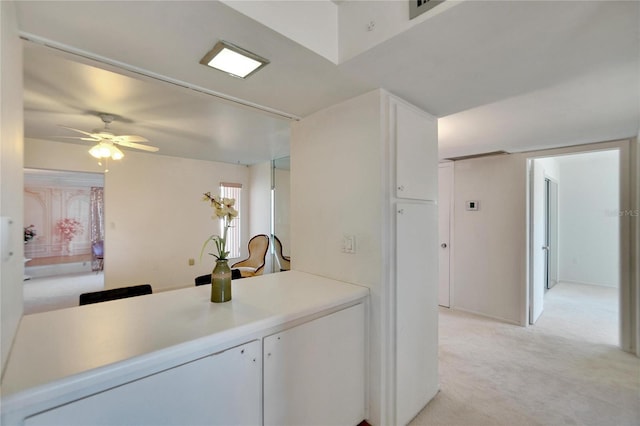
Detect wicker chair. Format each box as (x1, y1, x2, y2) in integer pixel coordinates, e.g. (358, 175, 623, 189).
(272, 235, 290, 272)
(231, 234, 269, 278)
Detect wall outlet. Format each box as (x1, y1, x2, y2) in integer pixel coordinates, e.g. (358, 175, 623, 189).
(342, 235, 356, 254)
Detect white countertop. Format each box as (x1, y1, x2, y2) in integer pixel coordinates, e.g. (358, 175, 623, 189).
(1, 271, 368, 400)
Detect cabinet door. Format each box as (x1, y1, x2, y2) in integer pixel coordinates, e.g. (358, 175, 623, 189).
(394, 100, 438, 201)
(396, 203, 439, 425)
(264, 304, 365, 426)
(25, 340, 261, 426)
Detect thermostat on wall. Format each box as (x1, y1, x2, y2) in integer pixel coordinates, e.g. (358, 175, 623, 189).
(466, 201, 479, 211)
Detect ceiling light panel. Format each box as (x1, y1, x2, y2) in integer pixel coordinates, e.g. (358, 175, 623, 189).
(200, 41, 269, 79)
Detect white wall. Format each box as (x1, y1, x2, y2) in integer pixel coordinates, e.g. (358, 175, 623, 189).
(0, 0, 24, 375)
(291, 90, 383, 286)
(450, 140, 634, 331)
(248, 162, 271, 238)
(222, 0, 339, 63)
(452, 155, 526, 324)
(291, 90, 385, 425)
(557, 150, 620, 287)
(338, 0, 459, 62)
(274, 168, 290, 256)
(248, 161, 272, 273)
(25, 138, 250, 292)
(221, 0, 460, 64)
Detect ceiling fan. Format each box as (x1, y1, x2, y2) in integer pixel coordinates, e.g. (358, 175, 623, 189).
(59, 113, 159, 156)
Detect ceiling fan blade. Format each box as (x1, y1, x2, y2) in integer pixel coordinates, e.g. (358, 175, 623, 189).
(115, 135, 149, 143)
(115, 140, 159, 152)
(58, 125, 98, 138)
(56, 136, 101, 141)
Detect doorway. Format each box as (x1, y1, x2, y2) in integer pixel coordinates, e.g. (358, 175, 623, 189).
(438, 162, 453, 308)
(23, 168, 105, 314)
(528, 150, 621, 344)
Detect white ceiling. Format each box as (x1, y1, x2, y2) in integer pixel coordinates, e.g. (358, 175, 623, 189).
(16, 1, 640, 164)
(23, 44, 293, 164)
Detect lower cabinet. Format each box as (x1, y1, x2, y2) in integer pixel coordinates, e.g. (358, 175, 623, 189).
(24, 340, 262, 426)
(263, 303, 366, 426)
(18, 303, 365, 426)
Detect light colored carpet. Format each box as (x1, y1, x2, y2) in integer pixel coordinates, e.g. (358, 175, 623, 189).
(23, 272, 104, 315)
(410, 282, 639, 426)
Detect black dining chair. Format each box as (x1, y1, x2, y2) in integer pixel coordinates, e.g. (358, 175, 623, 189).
(79, 284, 152, 305)
(195, 274, 211, 286)
(195, 269, 242, 286)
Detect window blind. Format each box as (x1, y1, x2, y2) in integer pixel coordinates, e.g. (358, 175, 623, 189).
(220, 183, 242, 259)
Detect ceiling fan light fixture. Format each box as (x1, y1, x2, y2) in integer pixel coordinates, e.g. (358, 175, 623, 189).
(89, 142, 109, 159)
(200, 41, 269, 79)
(111, 146, 124, 160)
(89, 142, 124, 160)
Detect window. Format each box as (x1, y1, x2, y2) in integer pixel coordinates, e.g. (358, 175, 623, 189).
(220, 182, 242, 259)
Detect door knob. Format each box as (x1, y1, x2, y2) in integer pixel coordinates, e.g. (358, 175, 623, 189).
(441, 243, 447, 248)
(542, 246, 549, 250)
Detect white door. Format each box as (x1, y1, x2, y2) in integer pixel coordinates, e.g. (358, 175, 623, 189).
(438, 163, 453, 307)
(530, 161, 546, 324)
(396, 202, 439, 426)
(546, 179, 559, 290)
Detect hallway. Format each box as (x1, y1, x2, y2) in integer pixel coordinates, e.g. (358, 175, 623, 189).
(411, 282, 638, 426)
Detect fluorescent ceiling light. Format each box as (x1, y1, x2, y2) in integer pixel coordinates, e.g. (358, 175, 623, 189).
(200, 41, 269, 79)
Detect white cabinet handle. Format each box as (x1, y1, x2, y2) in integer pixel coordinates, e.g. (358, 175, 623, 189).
(397, 185, 405, 191)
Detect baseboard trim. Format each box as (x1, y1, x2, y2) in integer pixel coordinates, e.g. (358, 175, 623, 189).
(448, 306, 521, 326)
(560, 280, 618, 289)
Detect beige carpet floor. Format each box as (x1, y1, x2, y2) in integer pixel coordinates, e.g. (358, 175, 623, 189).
(410, 282, 639, 426)
(23, 272, 104, 315)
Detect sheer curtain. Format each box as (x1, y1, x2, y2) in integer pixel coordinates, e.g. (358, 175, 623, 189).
(90, 187, 105, 271)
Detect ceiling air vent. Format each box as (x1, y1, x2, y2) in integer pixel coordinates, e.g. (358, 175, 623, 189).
(410, 0, 446, 20)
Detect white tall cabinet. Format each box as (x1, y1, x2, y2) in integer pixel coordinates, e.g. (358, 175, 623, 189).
(389, 98, 439, 425)
(291, 89, 439, 426)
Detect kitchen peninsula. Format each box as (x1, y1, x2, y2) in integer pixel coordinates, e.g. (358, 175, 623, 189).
(1, 271, 369, 425)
